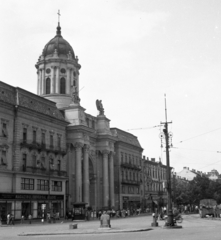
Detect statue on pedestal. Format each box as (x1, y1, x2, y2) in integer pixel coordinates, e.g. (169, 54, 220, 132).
(96, 99, 104, 115)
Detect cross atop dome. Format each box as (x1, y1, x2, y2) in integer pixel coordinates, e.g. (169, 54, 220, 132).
(56, 10, 61, 36)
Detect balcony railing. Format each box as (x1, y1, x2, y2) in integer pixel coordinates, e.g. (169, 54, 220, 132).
(20, 166, 67, 177)
(121, 179, 140, 185)
(120, 162, 141, 171)
(20, 141, 66, 156)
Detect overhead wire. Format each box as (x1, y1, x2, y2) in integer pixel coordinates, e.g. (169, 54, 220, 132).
(176, 127, 221, 144)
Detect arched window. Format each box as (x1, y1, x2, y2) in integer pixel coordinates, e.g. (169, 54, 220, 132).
(46, 78, 51, 94)
(60, 78, 66, 94)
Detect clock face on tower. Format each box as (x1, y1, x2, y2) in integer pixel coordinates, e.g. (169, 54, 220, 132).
(60, 68, 66, 74)
(46, 68, 51, 74)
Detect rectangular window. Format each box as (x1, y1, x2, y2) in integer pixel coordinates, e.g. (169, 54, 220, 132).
(121, 152, 124, 163)
(41, 157, 45, 168)
(57, 160, 61, 171)
(122, 186, 125, 193)
(50, 135, 53, 149)
(52, 181, 62, 192)
(21, 178, 34, 190)
(2, 122, 8, 137)
(23, 128, 27, 142)
(37, 179, 49, 191)
(57, 136, 61, 149)
(22, 153, 27, 171)
(33, 130, 36, 143)
(41, 132, 45, 145)
(1, 150, 7, 165)
(32, 154, 36, 167)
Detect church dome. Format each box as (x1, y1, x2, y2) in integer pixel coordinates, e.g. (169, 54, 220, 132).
(42, 24, 75, 58)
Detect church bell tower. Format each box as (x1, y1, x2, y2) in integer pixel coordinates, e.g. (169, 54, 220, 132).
(35, 17, 81, 109)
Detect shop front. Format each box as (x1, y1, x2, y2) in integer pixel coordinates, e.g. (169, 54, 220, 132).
(0, 193, 64, 221)
(122, 196, 141, 210)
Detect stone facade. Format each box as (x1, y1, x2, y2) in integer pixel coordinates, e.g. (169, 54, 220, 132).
(0, 22, 145, 220)
(0, 81, 68, 221)
(141, 157, 167, 211)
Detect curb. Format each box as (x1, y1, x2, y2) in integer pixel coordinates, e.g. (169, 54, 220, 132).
(18, 228, 153, 236)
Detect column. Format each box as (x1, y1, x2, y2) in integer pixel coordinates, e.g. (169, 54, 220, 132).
(56, 67, 60, 93)
(75, 142, 83, 202)
(51, 66, 55, 94)
(67, 143, 74, 210)
(39, 70, 42, 95)
(42, 68, 45, 94)
(102, 150, 110, 208)
(66, 68, 71, 94)
(109, 152, 115, 208)
(83, 145, 90, 205)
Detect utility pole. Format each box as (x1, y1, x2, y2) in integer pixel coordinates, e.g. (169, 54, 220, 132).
(160, 95, 174, 227)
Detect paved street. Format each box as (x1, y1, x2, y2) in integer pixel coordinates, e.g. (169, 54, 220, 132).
(1, 214, 221, 240)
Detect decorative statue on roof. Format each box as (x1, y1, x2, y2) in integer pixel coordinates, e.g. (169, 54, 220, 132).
(71, 85, 80, 104)
(96, 99, 104, 115)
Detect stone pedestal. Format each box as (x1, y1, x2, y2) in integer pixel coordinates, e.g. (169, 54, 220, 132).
(96, 115, 111, 135)
(63, 104, 87, 126)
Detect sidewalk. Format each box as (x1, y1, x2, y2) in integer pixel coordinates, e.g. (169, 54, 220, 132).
(15, 214, 153, 236)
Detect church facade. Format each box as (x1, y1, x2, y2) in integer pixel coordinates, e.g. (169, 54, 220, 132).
(0, 22, 144, 220)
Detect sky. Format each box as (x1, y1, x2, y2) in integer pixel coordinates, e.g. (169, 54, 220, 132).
(1, 0, 221, 174)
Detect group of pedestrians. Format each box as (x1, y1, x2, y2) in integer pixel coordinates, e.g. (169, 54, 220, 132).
(95, 208, 142, 219)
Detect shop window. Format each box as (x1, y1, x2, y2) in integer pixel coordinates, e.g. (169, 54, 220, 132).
(46, 78, 51, 94)
(2, 122, 8, 137)
(23, 128, 27, 143)
(60, 78, 66, 94)
(21, 178, 34, 190)
(37, 179, 49, 191)
(1, 150, 7, 165)
(52, 181, 62, 192)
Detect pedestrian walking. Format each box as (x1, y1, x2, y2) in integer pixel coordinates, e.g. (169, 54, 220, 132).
(7, 213, 10, 225)
(28, 214, 32, 224)
(21, 215, 24, 224)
